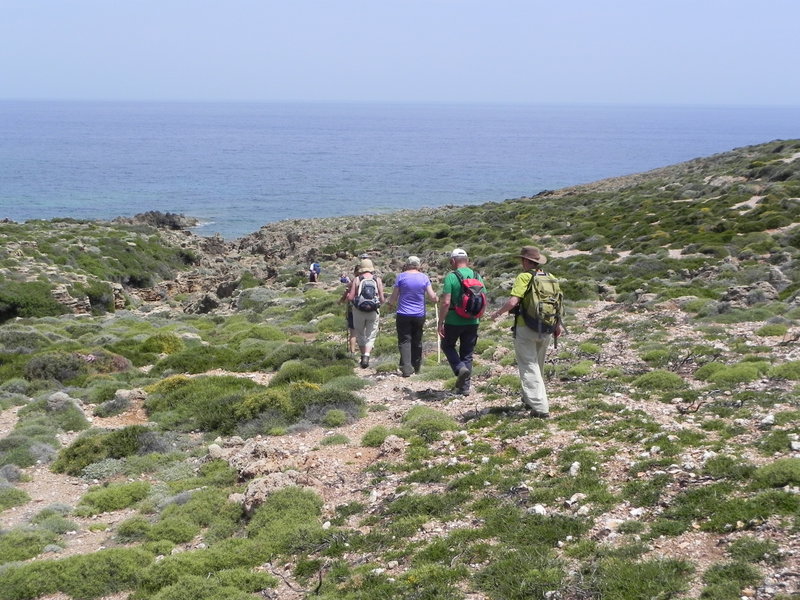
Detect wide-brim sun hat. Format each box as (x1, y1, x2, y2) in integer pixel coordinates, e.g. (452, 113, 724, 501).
(450, 248, 468, 258)
(406, 255, 421, 267)
(358, 258, 375, 274)
(518, 246, 547, 265)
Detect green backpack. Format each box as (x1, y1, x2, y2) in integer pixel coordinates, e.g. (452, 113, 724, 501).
(521, 271, 563, 334)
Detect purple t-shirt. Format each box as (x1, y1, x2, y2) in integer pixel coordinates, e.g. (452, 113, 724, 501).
(394, 271, 431, 317)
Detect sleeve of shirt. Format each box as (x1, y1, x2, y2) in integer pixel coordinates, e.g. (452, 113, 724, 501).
(510, 272, 532, 298)
(442, 272, 457, 295)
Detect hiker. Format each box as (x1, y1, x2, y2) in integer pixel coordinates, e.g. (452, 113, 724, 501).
(386, 255, 438, 377)
(490, 246, 563, 419)
(345, 258, 385, 368)
(309, 262, 321, 283)
(437, 248, 485, 395)
(339, 265, 360, 354)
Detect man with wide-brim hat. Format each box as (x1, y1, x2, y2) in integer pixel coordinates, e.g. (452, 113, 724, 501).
(490, 246, 562, 418)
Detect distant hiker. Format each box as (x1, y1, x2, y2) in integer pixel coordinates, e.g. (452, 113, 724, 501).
(309, 262, 321, 283)
(339, 265, 360, 354)
(386, 255, 438, 377)
(438, 248, 485, 395)
(490, 246, 564, 418)
(346, 258, 385, 368)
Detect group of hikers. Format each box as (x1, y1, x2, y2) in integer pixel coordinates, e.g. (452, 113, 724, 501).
(328, 246, 563, 419)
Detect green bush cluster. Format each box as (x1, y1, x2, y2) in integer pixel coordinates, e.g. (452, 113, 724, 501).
(0, 279, 68, 323)
(76, 481, 151, 515)
(52, 425, 159, 475)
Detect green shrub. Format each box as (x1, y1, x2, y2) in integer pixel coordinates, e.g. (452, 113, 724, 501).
(0, 527, 58, 562)
(0, 279, 69, 322)
(402, 406, 457, 441)
(321, 409, 348, 427)
(320, 433, 349, 446)
(752, 458, 800, 488)
(728, 536, 782, 564)
(702, 561, 761, 599)
(0, 547, 153, 599)
(755, 323, 789, 337)
(586, 558, 693, 600)
(694, 361, 727, 380)
(18, 395, 90, 432)
(151, 345, 238, 375)
(0, 484, 30, 510)
(633, 370, 687, 391)
(707, 363, 762, 386)
(565, 360, 593, 378)
(702, 455, 755, 481)
(76, 481, 151, 515)
(23, 351, 89, 383)
(246, 486, 325, 556)
(769, 360, 800, 380)
(116, 515, 152, 542)
(145, 375, 265, 434)
(52, 425, 156, 475)
(578, 342, 602, 355)
(361, 426, 391, 447)
(148, 517, 200, 544)
(141, 332, 186, 354)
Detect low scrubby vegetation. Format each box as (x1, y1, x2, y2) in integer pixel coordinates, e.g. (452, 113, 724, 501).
(1, 140, 799, 599)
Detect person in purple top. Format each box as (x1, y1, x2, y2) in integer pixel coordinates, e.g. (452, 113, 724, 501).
(386, 256, 438, 377)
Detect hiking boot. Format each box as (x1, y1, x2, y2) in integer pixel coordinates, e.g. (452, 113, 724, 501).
(456, 387, 471, 396)
(455, 366, 470, 390)
(360, 356, 369, 368)
(530, 410, 550, 419)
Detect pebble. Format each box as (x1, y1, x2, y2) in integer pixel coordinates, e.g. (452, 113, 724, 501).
(569, 462, 581, 477)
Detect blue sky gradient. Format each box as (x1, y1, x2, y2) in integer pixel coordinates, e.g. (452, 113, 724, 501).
(2, 0, 798, 105)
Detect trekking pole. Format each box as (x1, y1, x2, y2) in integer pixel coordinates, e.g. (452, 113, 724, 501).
(434, 304, 441, 364)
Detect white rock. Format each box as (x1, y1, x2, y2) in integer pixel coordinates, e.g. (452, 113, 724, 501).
(531, 504, 547, 515)
(761, 414, 775, 426)
(207, 444, 225, 459)
(322, 521, 331, 530)
(569, 461, 581, 477)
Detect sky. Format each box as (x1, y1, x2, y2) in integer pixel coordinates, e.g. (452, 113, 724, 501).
(1, 0, 799, 106)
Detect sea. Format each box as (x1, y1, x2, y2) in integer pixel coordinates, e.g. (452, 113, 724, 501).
(1, 101, 799, 240)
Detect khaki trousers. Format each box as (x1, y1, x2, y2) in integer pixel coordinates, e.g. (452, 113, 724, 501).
(514, 323, 552, 413)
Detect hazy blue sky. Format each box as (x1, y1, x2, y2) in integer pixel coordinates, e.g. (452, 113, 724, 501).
(2, 0, 798, 105)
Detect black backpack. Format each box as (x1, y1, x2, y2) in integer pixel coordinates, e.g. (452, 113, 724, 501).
(353, 277, 380, 312)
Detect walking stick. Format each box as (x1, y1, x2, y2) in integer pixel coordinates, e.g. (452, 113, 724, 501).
(434, 304, 441, 364)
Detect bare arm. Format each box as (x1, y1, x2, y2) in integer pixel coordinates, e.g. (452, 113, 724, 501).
(437, 293, 451, 337)
(386, 284, 399, 307)
(490, 296, 521, 320)
(425, 283, 438, 303)
(377, 277, 386, 303)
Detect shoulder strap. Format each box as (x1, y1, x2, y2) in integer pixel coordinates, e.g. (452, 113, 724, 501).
(523, 270, 547, 296)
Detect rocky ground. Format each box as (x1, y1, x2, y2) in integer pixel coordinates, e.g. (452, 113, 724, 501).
(2, 295, 798, 599)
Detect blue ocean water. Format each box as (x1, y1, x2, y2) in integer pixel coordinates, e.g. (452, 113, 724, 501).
(1, 101, 799, 239)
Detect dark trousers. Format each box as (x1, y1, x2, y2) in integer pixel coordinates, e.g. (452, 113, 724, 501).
(396, 314, 426, 375)
(441, 323, 479, 385)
